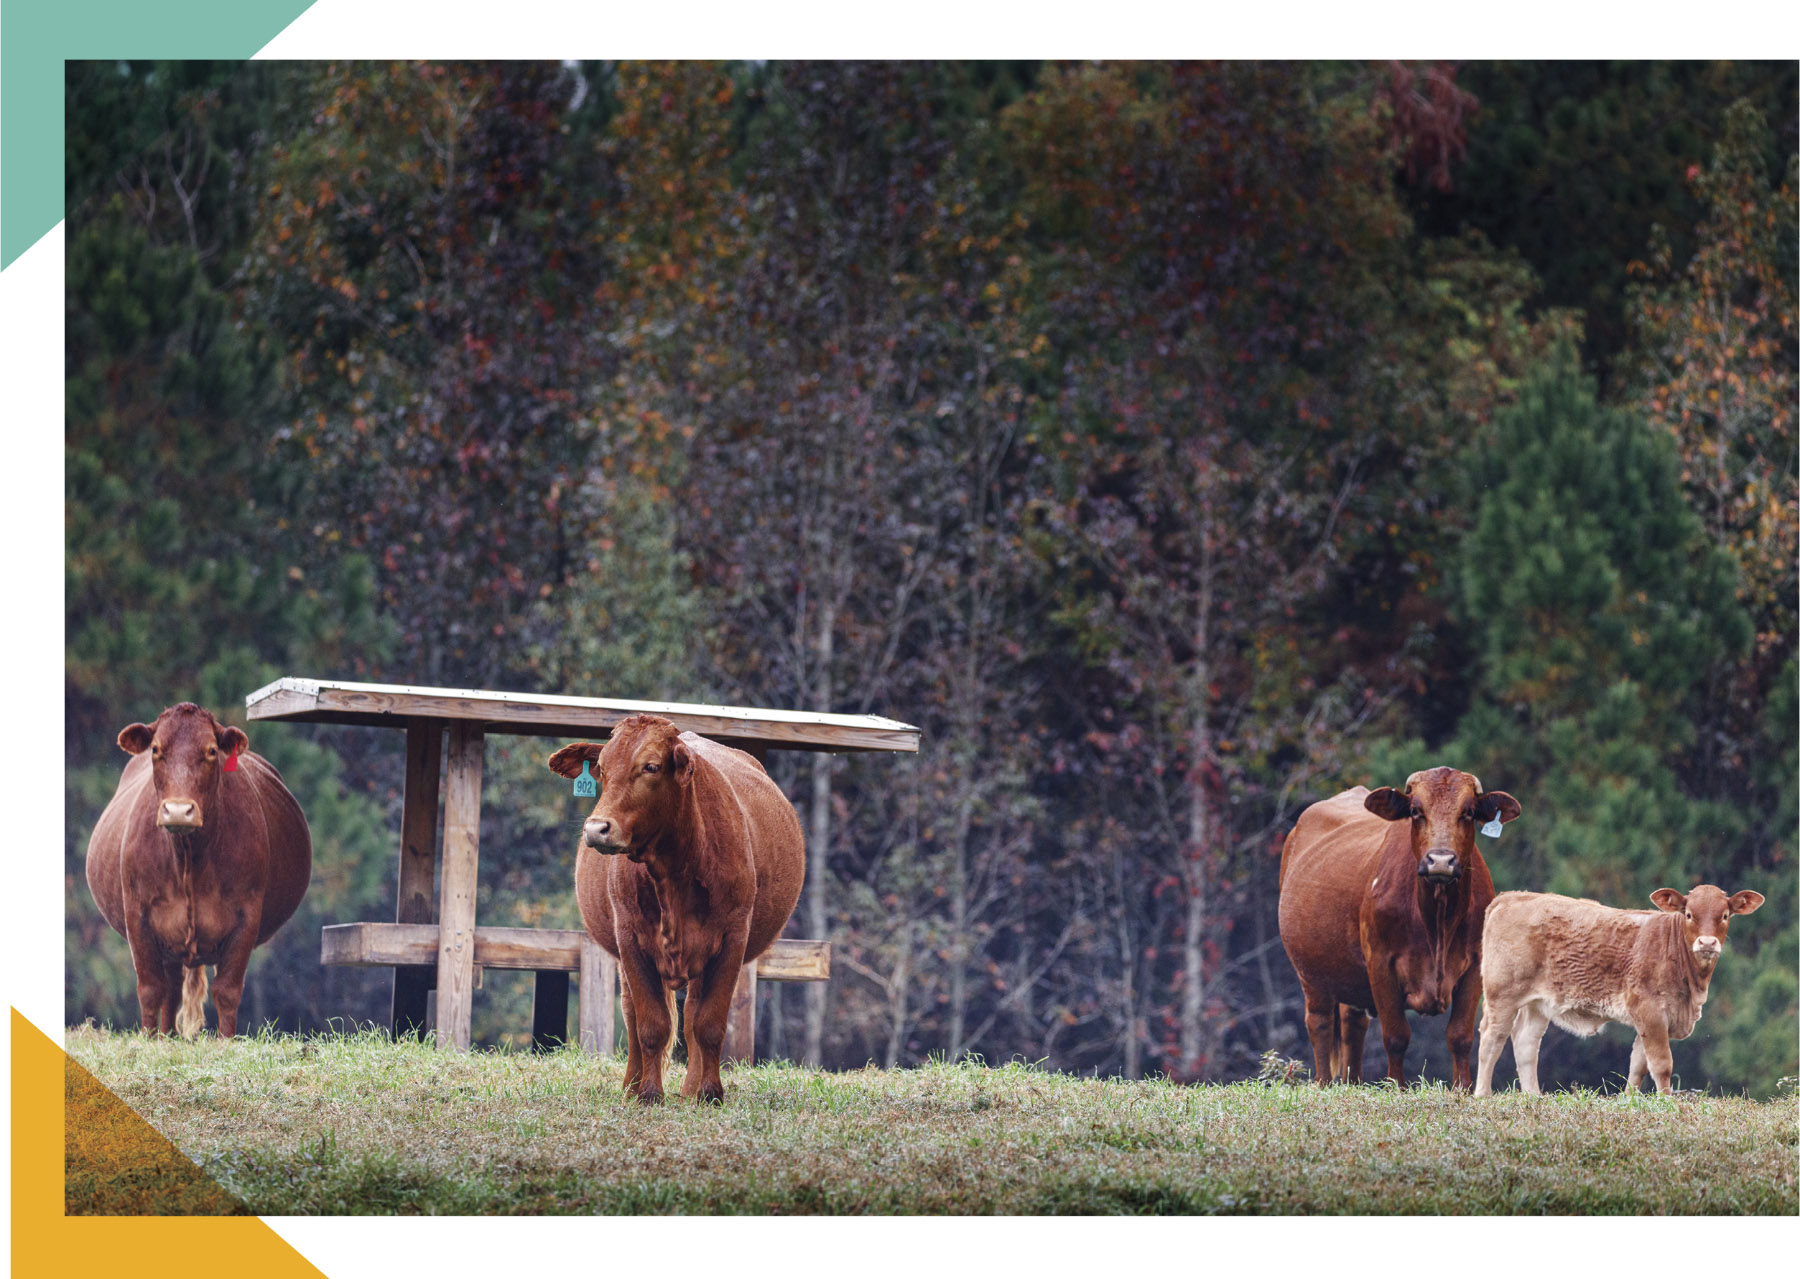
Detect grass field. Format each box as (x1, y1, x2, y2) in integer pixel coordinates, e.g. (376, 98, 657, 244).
(65, 1025, 1797, 1215)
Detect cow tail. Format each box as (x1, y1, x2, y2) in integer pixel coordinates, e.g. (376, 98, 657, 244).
(176, 965, 209, 1040)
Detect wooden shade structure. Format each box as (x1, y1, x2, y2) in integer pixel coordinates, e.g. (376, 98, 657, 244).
(246, 677, 919, 1058)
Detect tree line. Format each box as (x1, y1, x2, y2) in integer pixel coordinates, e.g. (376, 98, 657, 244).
(64, 60, 1797, 1094)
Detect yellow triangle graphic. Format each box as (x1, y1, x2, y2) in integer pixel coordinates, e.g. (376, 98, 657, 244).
(11, 1009, 326, 1276)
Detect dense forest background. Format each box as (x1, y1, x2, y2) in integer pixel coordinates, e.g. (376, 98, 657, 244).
(64, 60, 1798, 1096)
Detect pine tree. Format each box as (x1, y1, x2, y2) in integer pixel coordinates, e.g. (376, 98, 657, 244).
(1446, 342, 1783, 1090)
(64, 62, 394, 1033)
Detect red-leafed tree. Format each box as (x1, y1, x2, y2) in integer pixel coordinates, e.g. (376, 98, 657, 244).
(1630, 98, 1796, 674)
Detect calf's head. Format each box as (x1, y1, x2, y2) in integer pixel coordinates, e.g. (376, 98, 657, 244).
(117, 703, 249, 831)
(1363, 766, 1519, 885)
(546, 715, 693, 858)
(1650, 884, 1764, 965)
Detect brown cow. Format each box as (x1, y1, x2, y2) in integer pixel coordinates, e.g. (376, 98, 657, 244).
(86, 703, 312, 1038)
(1474, 885, 1765, 1096)
(1277, 767, 1520, 1088)
(547, 714, 804, 1105)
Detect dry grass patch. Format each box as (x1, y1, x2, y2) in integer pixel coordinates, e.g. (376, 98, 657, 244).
(65, 1025, 1798, 1215)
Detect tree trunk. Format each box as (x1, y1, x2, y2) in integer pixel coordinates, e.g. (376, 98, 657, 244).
(802, 596, 835, 1068)
(1178, 532, 1216, 1082)
(766, 981, 787, 1061)
(946, 780, 975, 1060)
(1179, 843, 1208, 1079)
(885, 918, 912, 1069)
(1117, 852, 1141, 1080)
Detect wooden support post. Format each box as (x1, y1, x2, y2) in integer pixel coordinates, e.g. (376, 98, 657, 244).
(578, 937, 616, 1055)
(531, 970, 571, 1051)
(392, 720, 443, 1040)
(724, 960, 757, 1066)
(434, 722, 483, 1052)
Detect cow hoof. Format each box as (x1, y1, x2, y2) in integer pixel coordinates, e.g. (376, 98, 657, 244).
(631, 1087, 664, 1107)
(695, 1083, 724, 1106)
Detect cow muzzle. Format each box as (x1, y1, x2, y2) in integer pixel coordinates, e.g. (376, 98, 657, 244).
(1692, 936, 1722, 960)
(1417, 849, 1459, 882)
(157, 799, 203, 829)
(583, 818, 628, 855)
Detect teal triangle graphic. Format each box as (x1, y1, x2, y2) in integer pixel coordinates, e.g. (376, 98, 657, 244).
(2, 0, 318, 269)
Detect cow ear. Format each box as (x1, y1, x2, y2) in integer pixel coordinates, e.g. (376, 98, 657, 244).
(118, 723, 154, 755)
(216, 725, 249, 757)
(546, 742, 602, 779)
(1727, 890, 1765, 916)
(1364, 787, 1412, 821)
(1650, 888, 1687, 913)
(671, 739, 695, 784)
(1475, 791, 1521, 825)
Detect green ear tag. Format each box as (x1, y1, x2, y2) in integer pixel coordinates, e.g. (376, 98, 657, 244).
(1481, 813, 1503, 838)
(573, 760, 597, 798)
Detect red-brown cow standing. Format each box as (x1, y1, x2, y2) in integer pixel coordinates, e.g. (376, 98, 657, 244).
(86, 703, 312, 1038)
(547, 714, 804, 1105)
(1277, 767, 1520, 1088)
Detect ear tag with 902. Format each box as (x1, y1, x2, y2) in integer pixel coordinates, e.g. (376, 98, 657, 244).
(573, 760, 597, 798)
(1480, 812, 1503, 838)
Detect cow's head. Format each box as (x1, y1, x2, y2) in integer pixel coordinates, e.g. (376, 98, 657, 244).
(1363, 766, 1519, 885)
(1650, 884, 1764, 966)
(117, 703, 249, 832)
(546, 714, 694, 859)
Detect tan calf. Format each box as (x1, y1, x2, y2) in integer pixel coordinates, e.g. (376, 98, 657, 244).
(1474, 885, 1764, 1096)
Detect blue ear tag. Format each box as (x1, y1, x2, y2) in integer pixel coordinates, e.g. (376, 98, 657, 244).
(573, 760, 597, 798)
(1481, 812, 1504, 838)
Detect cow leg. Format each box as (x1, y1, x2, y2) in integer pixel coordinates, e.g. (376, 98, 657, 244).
(1368, 971, 1412, 1086)
(1510, 1004, 1549, 1095)
(158, 957, 185, 1035)
(619, 968, 644, 1094)
(1475, 996, 1515, 1097)
(680, 979, 705, 1098)
(1340, 1007, 1370, 1084)
(620, 946, 674, 1105)
(681, 940, 748, 1105)
(209, 912, 260, 1040)
(125, 911, 173, 1034)
(1445, 965, 1483, 1091)
(1632, 1012, 1675, 1095)
(1626, 1033, 1648, 1093)
(1300, 982, 1339, 1085)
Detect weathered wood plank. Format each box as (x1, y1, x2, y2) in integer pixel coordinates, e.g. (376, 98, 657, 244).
(531, 970, 571, 1051)
(724, 961, 757, 1065)
(391, 720, 443, 1040)
(322, 923, 830, 981)
(246, 676, 920, 754)
(755, 938, 831, 981)
(325, 923, 581, 968)
(434, 723, 483, 1051)
(579, 937, 617, 1055)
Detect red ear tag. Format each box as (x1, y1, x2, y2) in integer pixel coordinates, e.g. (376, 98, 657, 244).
(223, 747, 240, 773)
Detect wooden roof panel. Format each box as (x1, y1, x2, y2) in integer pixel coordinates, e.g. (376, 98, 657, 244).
(245, 677, 919, 753)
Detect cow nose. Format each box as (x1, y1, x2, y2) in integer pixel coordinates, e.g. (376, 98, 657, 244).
(1418, 849, 1458, 880)
(1694, 935, 1722, 956)
(584, 818, 619, 851)
(158, 799, 202, 829)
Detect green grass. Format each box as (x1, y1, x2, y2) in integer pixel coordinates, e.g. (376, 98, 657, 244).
(64, 1025, 1797, 1215)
